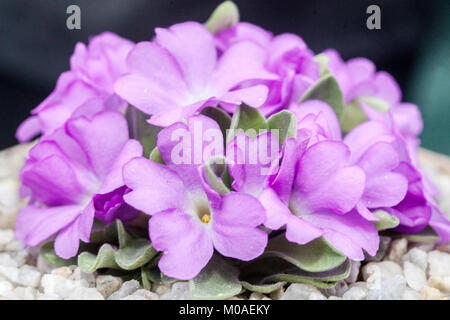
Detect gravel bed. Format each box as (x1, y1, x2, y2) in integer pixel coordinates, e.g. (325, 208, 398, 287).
(0, 144, 449, 300)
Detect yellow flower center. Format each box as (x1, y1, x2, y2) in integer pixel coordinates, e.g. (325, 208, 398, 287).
(201, 214, 211, 223)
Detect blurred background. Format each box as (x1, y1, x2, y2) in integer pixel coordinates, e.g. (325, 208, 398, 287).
(0, 0, 449, 154)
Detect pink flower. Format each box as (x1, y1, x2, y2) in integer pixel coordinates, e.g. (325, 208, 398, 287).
(114, 22, 277, 127)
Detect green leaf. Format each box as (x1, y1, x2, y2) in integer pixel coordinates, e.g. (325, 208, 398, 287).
(125, 107, 162, 158)
(299, 74, 344, 120)
(40, 242, 77, 267)
(401, 226, 440, 243)
(78, 220, 158, 273)
(202, 156, 230, 194)
(358, 96, 390, 113)
(115, 220, 158, 270)
(239, 254, 350, 290)
(314, 53, 330, 77)
(340, 101, 368, 133)
(78, 244, 120, 273)
(373, 209, 400, 230)
(241, 281, 285, 294)
(189, 254, 242, 300)
(227, 104, 268, 142)
(260, 234, 347, 272)
(205, 1, 239, 34)
(149, 147, 164, 164)
(267, 110, 297, 145)
(262, 259, 351, 286)
(200, 106, 232, 145)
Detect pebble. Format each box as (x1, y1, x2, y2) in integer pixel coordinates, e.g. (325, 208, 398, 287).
(402, 247, 428, 271)
(96, 275, 123, 298)
(387, 238, 408, 263)
(421, 286, 449, 300)
(281, 284, 326, 300)
(403, 261, 427, 291)
(428, 276, 450, 293)
(269, 286, 284, 300)
(342, 286, 367, 300)
(41, 274, 88, 298)
(167, 281, 191, 300)
(427, 250, 450, 277)
(0, 265, 41, 288)
(152, 283, 171, 296)
(122, 289, 159, 300)
(66, 287, 104, 300)
(107, 280, 140, 300)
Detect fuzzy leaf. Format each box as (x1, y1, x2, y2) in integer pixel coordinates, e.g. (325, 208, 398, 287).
(202, 156, 230, 194)
(373, 209, 400, 230)
(78, 220, 158, 273)
(115, 220, 158, 270)
(200, 106, 232, 145)
(340, 101, 368, 133)
(261, 235, 347, 272)
(78, 244, 120, 273)
(189, 254, 242, 300)
(149, 147, 164, 164)
(227, 104, 268, 142)
(241, 281, 285, 294)
(40, 242, 77, 267)
(359, 96, 390, 113)
(126, 107, 162, 158)
(314, 53, 330, 77)
(267, 110, 297, 145)
(299, 74, 344, 119)
(402, 226, 440, 243)
(205, 1, 240, 34)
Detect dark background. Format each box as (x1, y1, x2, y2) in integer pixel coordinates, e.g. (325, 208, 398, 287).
(0, 0, 449, 154)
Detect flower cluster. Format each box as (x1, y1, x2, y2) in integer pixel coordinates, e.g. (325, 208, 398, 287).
(15, 2, 450, 284)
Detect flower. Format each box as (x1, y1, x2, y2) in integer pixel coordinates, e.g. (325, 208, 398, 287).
(16, 32, 133, 142)
(123, 115, 268, 279)
(275, 139, 379, 260)
(289, 100, 342, 146)
(114, 22, 277, 127)
(344, 121, 409, 221)
(216, 22, 320, 115)
(15, 111, 142, 258)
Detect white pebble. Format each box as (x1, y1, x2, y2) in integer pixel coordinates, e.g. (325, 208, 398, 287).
(403, 261, 427, 291)
(428, 276, 450, 293)
(122, 289, 159, 300)
(387, 238, 408, 263)
(281, 283, 326, 300)
(66, 287, 104, 300)
(427, 250, 450, 277)
(168, 281, 191, 300)
(342, 286, 367, 300)
(96, 275, 122, 298)
(402, 247, 428, 271)
(107, 280, 140, 300)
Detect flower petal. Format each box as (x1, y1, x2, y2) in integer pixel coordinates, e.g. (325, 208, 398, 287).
(212, 192, 267, 260)
(149, 210, 214, 280)
(123, 157, 188, 215)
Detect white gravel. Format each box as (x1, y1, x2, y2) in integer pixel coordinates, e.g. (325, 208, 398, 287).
(0, 145, 449, 300)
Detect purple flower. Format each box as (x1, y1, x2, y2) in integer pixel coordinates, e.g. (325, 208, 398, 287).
(114, 22, 277, 127)
(216, 22, 320, 115)
(226, 112, 379, 260)
(15, 111, 142, 258)
(289, 100, 342, 146)
(16, 33, 133, 142)
(123, 115, 268, 279)
(344, 121, 409, 221)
